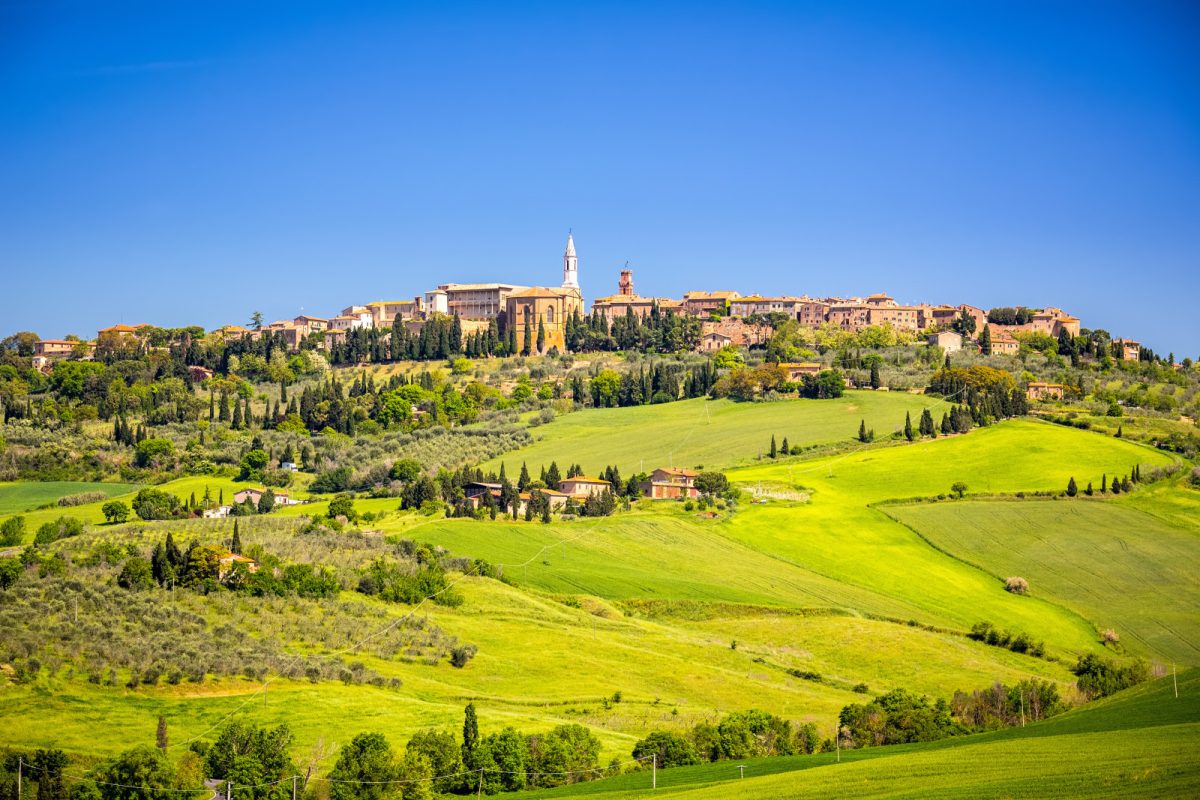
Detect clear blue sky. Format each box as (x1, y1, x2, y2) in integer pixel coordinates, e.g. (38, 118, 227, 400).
(2, 1, 1198, 355)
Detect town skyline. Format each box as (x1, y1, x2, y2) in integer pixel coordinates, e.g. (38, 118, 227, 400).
(2, 3, 1198, 354)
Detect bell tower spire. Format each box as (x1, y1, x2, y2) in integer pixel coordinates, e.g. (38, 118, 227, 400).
(562, 231, 579, 290)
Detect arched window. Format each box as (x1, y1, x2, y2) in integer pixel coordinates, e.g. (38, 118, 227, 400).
(546, 306, 555, 324)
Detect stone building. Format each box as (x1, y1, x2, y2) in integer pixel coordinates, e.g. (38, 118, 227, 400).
(504, 234, 586, 353)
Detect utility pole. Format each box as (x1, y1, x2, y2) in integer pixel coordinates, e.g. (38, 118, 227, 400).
(1174, 663, 1179, 698)
(17, 757, 21, 800)
(1020, 691, 1025, 727)
(227, 780, 232, 800)
(836, 724, 840, 764)
(737, 765, 745, 779)
(652, 754, 656, 789)
(477, 767, 483, 798)
(292, 775, 297, 800)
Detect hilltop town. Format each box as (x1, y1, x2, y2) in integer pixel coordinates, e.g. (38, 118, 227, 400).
(25, 234, 1159, 376)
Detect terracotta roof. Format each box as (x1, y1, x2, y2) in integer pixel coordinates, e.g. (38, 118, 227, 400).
(560, 477, 610, 485)
(655, 467, 697, 477)
(509, 287, 574, 299)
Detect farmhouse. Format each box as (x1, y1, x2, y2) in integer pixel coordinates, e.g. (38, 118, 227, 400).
(642, 467, 700, 500)
(558, 476, 612, 498)
(1026, 382, 1065, 401)
(778, 362, 823, 381)
(217, 552, 258, 581)
(233, 488, 299, 507)
(1114, 339, 1140, 362)
(928, 330, 963, 354)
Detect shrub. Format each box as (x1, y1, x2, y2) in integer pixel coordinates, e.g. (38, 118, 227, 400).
(449, 644, 477, 668)
(1073, 653, 1148, 699)
(950, 481, 968, 498)
(34, 516, 85, 545)
(58, 491, 108, 507)
(1101, 628, 1120, 644)
(1004, 576, 1029, 595)
(134, 438, 175, 468)
(632, 731, 701, 768)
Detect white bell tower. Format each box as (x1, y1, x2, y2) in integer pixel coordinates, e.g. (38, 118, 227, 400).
(562, 231, 579, 290)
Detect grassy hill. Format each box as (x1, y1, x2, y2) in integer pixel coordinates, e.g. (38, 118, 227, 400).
(509, 670, 1200, 798)
(1, 405, 1195, 795)
(480, 391, 945, 476)
(0, 481, 139, 516)
(887, 496, 1200, 664)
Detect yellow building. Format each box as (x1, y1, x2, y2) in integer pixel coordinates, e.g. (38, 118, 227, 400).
(504, 234, 585, 353)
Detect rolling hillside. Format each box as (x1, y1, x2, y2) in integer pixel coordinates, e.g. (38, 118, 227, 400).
(479, 391, 945, 476)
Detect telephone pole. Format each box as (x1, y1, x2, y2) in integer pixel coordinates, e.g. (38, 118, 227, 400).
(652, 754, 656, 789)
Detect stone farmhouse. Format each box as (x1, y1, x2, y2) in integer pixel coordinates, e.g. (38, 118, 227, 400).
(1026, 382, 1065, 401)
(642, 467, 701, 500)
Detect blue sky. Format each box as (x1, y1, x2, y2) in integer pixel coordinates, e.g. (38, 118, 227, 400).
(2, 1, 1198, 355)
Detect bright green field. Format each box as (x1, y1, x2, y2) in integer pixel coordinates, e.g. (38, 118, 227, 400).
(0, 481, 139, 515)
(0, 475, 305, 542)
(511, 669, 1200, 799)
(887, 497, 1200, 665)
(480, 391, 946, 476)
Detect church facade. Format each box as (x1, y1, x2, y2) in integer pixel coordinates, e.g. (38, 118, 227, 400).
(504, 233, 585, 353)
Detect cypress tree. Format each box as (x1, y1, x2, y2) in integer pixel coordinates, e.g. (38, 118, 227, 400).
(462, 703, 479, 769)
(858, 419, 869, 443)
(1101, 474, 1107, 493)
(208, 393, 215, 423)
(780, 437, 789, 455)
(518, 462, 530, 491)
(904, 411, 914, 442)
(522, 309, 533, 356)
(1085, 482, 1094, 496)
(1066, 476, 1078, 497)
(536, 318, 546, 354)
(769, 435, 777, 458)
(231, 519, 242, 554)
(941, 412, 952, 435)
(979, 324, 992, 355)
(1115, 425, 1123, 438)
(156, 716, 169, 753)
(870, 362, 881, 390)
(232, 401, 243, 430)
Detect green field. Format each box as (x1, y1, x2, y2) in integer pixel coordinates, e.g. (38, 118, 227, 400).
(480, 391, 946, 476)
(0, 481, 139, 515)
(511, 669, 1200, 798)
(1, 406, 1197, 797)
(887, 497, 1200, 664)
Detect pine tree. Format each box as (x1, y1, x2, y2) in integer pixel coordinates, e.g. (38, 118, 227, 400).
(1066, 476, 1078, 497)
(904, 411, 914, 442)
(156, 716, 168, 753)
(231, 519, 242, 554)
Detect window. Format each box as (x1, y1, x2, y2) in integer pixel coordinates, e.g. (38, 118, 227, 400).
(546, 306, 555, 324)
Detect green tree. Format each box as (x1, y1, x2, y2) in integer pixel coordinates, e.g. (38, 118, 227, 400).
(231, 520, 242, 554)
(536, 318, 546, 354)
(0, 516, 26, 545)
(134, 438, 175, 469)
(858, 419, 869, 443)
(97, 746, 176, 800)
(951, 481, 968, 498)
(156, 717, 168, 754)
(869, 361, 881, 389)
(405, 730, 461, 794)
(238, 449, 269, 480)
(102, 501, 130, 525)
(632, 731, 701, 768)
(31, 749, 69, 800)
(462, 703, 480, 770)
(695, 471, 730, 498)
(389, 459, 422, 483)
(769, 434, 777, 458)
(258, 490, 276, 514)
(327, 494, 357, 521)
(117, 557, 155, 591)
(133, 489, 180, 521)
(1066, 477, 1078, 497)
(329, 733, 397, 800)
(904, 412, 914, 442)
(979, 324, 992, 355)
